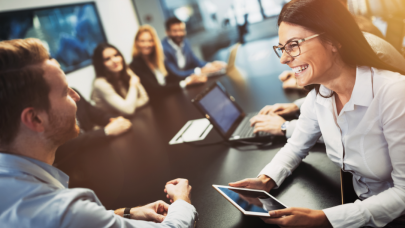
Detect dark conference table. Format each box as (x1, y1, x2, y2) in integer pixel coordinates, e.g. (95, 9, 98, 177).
(58, 37, 341, 227)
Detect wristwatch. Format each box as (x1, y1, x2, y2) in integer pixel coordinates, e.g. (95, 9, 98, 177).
(280, 121, 290, 136)
(123, 208, 131, 219)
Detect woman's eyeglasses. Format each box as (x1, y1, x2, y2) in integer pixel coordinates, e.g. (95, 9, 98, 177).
(273, 33, 322, 58)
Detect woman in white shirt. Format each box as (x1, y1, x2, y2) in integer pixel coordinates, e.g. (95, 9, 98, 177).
(129, 25, 207, 100)
(230, 0, 405, 227)
(91, 43, 149, 116)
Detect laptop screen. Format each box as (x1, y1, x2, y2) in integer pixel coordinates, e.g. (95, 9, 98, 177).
(198, 86, 242, 133)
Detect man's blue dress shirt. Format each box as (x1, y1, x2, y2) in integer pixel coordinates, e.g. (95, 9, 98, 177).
(162, 37, 207, 78)
(0, 153, 197, 228)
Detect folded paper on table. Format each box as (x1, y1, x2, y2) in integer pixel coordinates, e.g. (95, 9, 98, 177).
(169, 118, 213, 145)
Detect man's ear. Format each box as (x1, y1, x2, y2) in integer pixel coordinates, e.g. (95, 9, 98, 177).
(20, 107, 46, 133)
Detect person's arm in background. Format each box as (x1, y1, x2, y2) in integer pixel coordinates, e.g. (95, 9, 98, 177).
(126, 68, 149, 107)
(256, 90, 321, 188)
(235, 91, 321, 191)
(75, 88, 113, 127)
(163, 48, 195, 78)
(130, 60, 206, 97)
(134, 83, 149, 108)
(93, 77, 139, 116)
(232, 91, 330, 227)
(252, 97, 306, 139)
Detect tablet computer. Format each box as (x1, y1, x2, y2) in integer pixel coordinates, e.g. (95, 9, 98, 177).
(212, 185, 287, 217)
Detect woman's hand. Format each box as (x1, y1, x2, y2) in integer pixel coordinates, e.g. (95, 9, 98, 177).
(262, 207, 332, 228)
(104, 116, 132, 136)
(259, 103, 299, 116)
(249, 113, 286, 136)
(185, 75, 207, 86)
(229, 175, 276, 192)
(130, 76, 140, 87)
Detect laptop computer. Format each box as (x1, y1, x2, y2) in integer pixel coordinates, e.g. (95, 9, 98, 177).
(207, 43, 241, 77)
(192, 83, 272, 142)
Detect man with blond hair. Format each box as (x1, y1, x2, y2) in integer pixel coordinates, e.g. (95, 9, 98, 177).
(0, 38, 197, 228)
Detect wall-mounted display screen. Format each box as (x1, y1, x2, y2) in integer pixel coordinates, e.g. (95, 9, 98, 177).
(0, 2, 107, 73)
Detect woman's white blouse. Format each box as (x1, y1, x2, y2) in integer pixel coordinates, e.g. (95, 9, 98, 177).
(154, 69, 166, 86)
(259, 66, 405, 228)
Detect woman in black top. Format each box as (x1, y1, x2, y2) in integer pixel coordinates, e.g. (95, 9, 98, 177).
(129, 25, 206, 99)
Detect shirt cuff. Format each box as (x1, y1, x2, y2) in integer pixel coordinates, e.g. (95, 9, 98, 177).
(172, 199, 196, 211)
(179, 80, 187, 88)
(286, 120, 297, 139)
(323, 202, 367, 228)
(166, 199, 198, 227)
(258, 163, 291, 189)
(194, 67, 201, 75)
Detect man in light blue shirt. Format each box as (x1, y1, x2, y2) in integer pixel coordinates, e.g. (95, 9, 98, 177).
(0, 38, 197, 228)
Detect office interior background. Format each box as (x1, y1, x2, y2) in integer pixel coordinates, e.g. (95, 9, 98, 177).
(1, 0, 405, 227)
(1, 0, 404, 100)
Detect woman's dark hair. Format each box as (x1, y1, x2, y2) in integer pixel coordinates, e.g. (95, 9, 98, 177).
(278, 0, 405, 97)
(92, 43, 130, 98)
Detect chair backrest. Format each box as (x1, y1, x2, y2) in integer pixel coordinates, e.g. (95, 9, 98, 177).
(340, 170, 359, 204)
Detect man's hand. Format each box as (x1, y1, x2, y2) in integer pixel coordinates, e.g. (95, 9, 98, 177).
(262, 207, 332, 228)
(211, 61, 227, 70)
(279, 70, 294, 82)
(164, 178, 192, 204)
(114, 200, 169, 223)
(258, 103, 299, 116)
(104, 116, 132, 136)
(249, 113, 286, 135)
(185, 75, 207, 86)
(201, 64, 220, 74)
(229, 175, 276, 192)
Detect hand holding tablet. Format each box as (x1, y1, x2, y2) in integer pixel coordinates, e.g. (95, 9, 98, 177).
(212, 185, 287, 217)
(213, 185, 332, 227)
(228, 175, 276, 192)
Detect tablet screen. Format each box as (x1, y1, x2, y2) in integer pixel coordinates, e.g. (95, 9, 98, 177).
(217, 186, 286, 213)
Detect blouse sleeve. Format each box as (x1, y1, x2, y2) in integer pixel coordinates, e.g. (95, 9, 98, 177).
(93, 78, 138, 116)
(258, 90, 322, 187)
(135, 82, 149, 108)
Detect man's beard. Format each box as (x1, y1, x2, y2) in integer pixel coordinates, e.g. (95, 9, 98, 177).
(170, 35, 184, 45)
(45, 109, 80, 147)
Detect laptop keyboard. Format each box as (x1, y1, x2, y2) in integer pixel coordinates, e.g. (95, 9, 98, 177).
(232, 112, 271, 138)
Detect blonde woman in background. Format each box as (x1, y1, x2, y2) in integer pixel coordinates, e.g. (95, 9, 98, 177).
(129, 25, 206, 100)
(91, 43, 149, 115)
